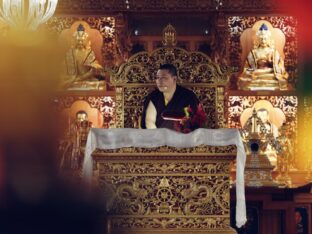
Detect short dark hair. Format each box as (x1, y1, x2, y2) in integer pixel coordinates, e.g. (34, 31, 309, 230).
(159, 63, 177, 76)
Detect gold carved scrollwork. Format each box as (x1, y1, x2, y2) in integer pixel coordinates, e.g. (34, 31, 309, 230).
(109, 217, 230, 231)
(93, 145, 236, 233)
(54, 95, 115, 110)
(115, 87, 124, 128)
(111, 47, 230, 85)
(123, 86, 149, 128)
(100, 174, 230, 216)
(94, 145, 236, 155)
(98, 166, 231, 230)
(216, 86, 227, 128)
(99, 162, 230, 175)
(162, 24, 177, 47)
(115, 86, 152, 128)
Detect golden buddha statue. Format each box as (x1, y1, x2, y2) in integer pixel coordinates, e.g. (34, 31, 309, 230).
(238, 23, 288, 90)
(61, 24, 106, 90)
(60, 110, 93, 169)
(70, 110, 92, 169)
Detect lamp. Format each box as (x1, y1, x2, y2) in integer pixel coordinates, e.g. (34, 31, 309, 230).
(0, 0, 58, 30)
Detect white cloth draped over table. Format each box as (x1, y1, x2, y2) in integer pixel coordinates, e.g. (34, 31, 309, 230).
(82, 128, 247, 228)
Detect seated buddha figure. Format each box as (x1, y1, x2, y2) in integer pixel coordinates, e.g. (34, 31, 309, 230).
(238, 23, 288, 90)
(61, 24, 106, 90)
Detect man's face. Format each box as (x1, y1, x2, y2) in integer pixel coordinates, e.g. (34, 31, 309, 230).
(156, 69, 176, 93)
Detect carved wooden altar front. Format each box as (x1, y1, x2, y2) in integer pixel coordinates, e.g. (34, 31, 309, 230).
(92, 145, 237, 234)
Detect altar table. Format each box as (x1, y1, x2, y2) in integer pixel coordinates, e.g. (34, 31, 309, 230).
(82, 128, 246, 233)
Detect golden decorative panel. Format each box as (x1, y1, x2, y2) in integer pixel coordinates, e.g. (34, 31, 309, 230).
(92, 146, 236, 233)
(227, 94, 298, 168)
(108, 217, 231, 231)
(54, 94, 112, 109)
(227, 95, 297, 131)
(228, 16, 298, 87)
(111, 47, 230, 85)
(100, 174, 229, 216)
(94, 145, 236, 155)
(111, 47, 231, 128)
(54, 94, 117, 129)
(122, 86, 151, 129)
(46, 16, 117, 65)
(56, 94, 117, 170)
(162, 24, 177, 47)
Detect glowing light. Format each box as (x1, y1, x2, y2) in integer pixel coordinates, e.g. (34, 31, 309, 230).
(0, 0, 58, 30)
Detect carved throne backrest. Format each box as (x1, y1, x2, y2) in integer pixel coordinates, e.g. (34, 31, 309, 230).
(111, 47, 231, 129)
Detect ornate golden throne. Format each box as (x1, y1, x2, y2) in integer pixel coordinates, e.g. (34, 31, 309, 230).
(89, 24, 239, 233)
(110, 46, 231, 128)
(87, 44, 240, 234)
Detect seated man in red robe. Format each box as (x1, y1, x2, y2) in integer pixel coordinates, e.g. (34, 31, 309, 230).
(141, 63, 199, 130)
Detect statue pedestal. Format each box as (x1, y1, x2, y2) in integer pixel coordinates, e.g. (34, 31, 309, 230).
(245, 153, 277, 187)
(237, 78, 281, 91)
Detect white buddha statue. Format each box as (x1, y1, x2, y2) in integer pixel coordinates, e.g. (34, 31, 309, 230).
(256, 108, 279, 166)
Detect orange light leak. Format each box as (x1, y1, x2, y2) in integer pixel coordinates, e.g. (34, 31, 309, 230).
(282, 0, 312, 52)
(281, 0, 312, 168)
